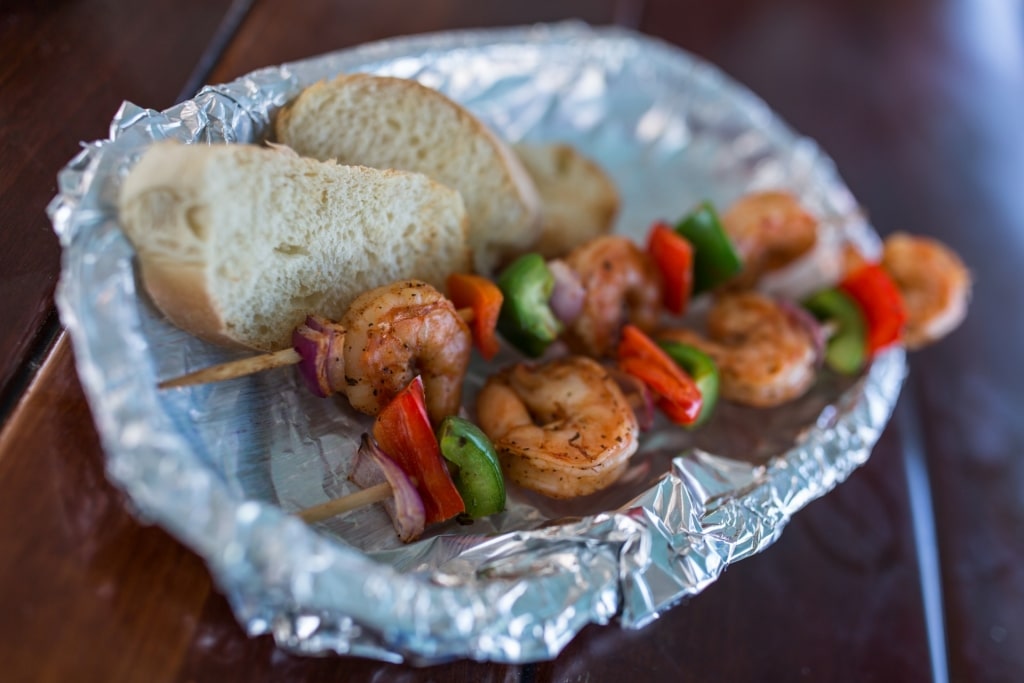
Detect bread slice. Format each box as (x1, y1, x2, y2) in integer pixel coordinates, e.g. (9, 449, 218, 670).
(274, 74, 541, 275)
(514, 143, 620, 259)
(118, 141, 470, 351)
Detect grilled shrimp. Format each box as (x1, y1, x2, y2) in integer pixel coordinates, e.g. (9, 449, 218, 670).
(881, 233, 970, 349)
(660, 291, 818, 408)
(562, 235, 662, 357)
(476, 356, 639, 498)
(722, 191, 818, 287)
(341, 280, 472, 423)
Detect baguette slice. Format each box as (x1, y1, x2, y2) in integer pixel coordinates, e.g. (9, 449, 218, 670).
(514, 143, 620, 259)
(274, 74, 541, 275)
(118, 141, 470, 351)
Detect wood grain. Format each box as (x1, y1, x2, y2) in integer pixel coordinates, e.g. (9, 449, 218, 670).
(0, 0, 238, 411)
(0, 337, 214, 682)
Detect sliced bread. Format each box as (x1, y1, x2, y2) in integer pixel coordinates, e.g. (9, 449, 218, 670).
(514, 142, 620, 259)
(118, 141, 470, 351)
(274, 74, 542, 275)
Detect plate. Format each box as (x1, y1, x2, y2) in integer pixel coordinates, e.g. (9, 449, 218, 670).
(48, 22, 905, 664)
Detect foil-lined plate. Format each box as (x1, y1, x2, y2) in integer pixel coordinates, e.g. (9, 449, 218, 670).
(48, 22, 905, 664)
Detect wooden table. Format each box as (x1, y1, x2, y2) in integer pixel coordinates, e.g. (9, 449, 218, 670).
(2, 1, 1021, 680)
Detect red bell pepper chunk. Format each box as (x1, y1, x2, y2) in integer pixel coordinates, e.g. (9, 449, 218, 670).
(447, 272, 503, 361)
(372, 376, 465, 525)
(647, 221, 695, 315)
(839, 263, 907, 355)
(617, 324, 703, 425)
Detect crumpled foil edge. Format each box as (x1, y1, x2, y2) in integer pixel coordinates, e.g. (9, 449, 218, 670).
(47, 22, 906, 664)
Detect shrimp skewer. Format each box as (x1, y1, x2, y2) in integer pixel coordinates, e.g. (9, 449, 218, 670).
(660, 291, 819, 408)
(161, 280, 473, 424)
(721, 191, 819, 289)
(551, 196, 816, 357)
(476, 356, 639, 498)
(717, 192, 970, 353)
(341, 280, 471, 422)
(561, 235, 663, 357)
(159, 307, 476, 389)
(662, 231, 968, 410)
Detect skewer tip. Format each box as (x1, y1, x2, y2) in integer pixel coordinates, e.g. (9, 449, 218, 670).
(158, 347, 302, 389)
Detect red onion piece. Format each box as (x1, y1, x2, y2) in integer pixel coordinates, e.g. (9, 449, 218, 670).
(350, 433, 426, 543)
(777, 298, 827, 367)
(606, 365, 656, 431)
(547, 259, 586, 325)
(292, 315, 346, 398)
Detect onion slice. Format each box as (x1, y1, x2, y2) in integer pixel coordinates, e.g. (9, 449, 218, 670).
(777, 298, 827, 367)
(292, 315, 346, 398)
(350, 433, 425, 542)
(547, 259, 586, 325)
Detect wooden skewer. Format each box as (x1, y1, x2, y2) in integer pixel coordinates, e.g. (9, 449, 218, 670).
(297, 482, 392, 524)
(159, 348, 302, 389)
(159, 307, 476, 390)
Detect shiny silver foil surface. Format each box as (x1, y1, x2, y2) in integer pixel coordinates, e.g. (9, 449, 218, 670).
(48, 23, 906, 664)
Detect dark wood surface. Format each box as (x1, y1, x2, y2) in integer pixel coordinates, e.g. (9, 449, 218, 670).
(0, 0, 239, 411)
(1, 1, 1021, 681)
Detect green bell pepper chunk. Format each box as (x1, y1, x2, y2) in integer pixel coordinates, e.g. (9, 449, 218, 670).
(657, 340, 720, 428)
(803, 288, 867, 375)
(496, 253, 563, 357)
(674, 201, 744, 293)
(438, 416, 506, 519)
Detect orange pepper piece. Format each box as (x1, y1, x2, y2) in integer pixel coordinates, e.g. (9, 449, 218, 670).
(447, 273, 503, 361)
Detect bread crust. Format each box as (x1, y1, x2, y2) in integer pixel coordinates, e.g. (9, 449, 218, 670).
(514, 142, 620, 260)
(118, 141, 470, 351)
(275, 74, 541, 274)
(136, 256, 247, 348)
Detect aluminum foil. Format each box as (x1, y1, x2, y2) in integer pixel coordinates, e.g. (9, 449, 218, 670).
(48, 22, 906, 664)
